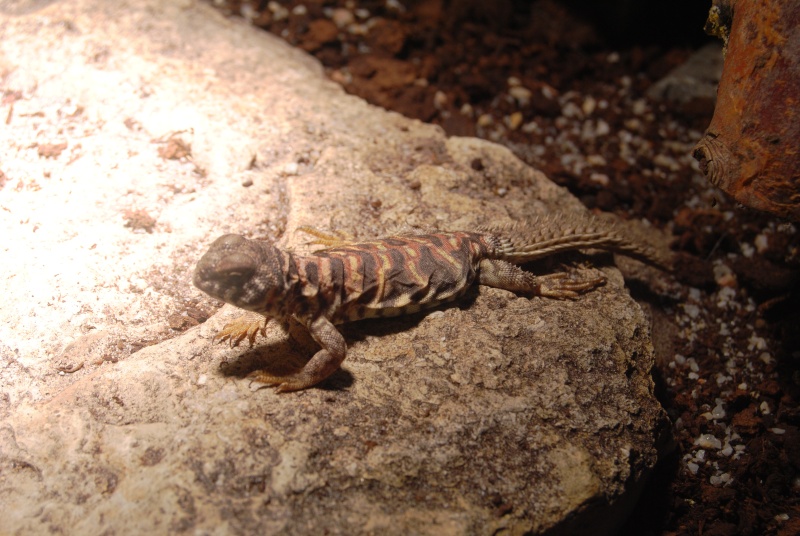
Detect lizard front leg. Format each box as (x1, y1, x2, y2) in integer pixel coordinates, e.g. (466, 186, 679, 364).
(249, 315, 347, 392)
(478, 259, 605, 299)
(297, 226, 357, 248)
(214, 311, 269, 347)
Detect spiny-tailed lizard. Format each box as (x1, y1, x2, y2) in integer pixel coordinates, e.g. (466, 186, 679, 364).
(193, 213, 670, 392)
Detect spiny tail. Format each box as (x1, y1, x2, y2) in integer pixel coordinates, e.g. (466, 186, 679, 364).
(479, 213, 673, 271)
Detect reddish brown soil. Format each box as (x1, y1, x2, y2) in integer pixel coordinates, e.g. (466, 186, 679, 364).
(213, 2, 800, 534)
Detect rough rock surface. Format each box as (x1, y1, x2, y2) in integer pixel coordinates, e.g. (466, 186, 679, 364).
(0, 1, 668, 534)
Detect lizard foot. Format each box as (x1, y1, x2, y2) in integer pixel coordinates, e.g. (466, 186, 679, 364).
(536, 272, 606, 299)
(247, 342, 344, 393)
(247, 369, 320, 393)
(214, 312, 268, 347)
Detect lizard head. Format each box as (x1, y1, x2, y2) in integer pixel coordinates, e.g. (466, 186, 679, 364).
(193, 234, 292, 316)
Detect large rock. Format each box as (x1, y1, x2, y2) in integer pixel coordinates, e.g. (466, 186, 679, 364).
(0, 1, 668, 534)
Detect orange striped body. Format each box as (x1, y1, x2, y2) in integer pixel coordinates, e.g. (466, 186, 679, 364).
(291, 232, 494, 323)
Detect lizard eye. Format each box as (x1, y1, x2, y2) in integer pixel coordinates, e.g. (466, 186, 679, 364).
(213, 253, 256, 282)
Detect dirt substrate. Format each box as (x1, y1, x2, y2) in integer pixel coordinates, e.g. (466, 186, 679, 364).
(212, 2, 800, 534)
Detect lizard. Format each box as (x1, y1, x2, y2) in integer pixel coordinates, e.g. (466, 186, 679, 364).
(193, 213, 671, 392)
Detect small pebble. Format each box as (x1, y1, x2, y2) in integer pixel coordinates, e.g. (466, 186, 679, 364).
(754, 233, 769, 254)
(582, 96, 596, 115)
(586, 154, 607, 167)
(433, 90, 448, 109)
(509, 86, 531, 106)
(268, 1, 288, 21)
(240, 2, 257, 21)
(505, 111, 523, 130)
(561, 101, 582, 119)
(283, 162, 299, 175)
(477, 114, 494, 127)
(694, 434, 722, 449)
(540, 85, 556, 100)
(331, 8, 354, 27)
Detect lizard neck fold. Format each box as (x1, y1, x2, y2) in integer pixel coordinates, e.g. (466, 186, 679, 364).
(246, 244, 299, 318)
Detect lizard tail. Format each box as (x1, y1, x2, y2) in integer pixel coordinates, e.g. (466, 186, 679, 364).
(479, 213, 673, 271)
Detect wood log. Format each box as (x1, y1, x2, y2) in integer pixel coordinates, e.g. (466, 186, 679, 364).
(693, 0, 800, 221)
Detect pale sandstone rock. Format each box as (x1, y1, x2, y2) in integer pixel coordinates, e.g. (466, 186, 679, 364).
(0, 1, 668, 534)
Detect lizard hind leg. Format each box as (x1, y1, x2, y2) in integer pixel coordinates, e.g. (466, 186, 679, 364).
(478, 259, 606, 299)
